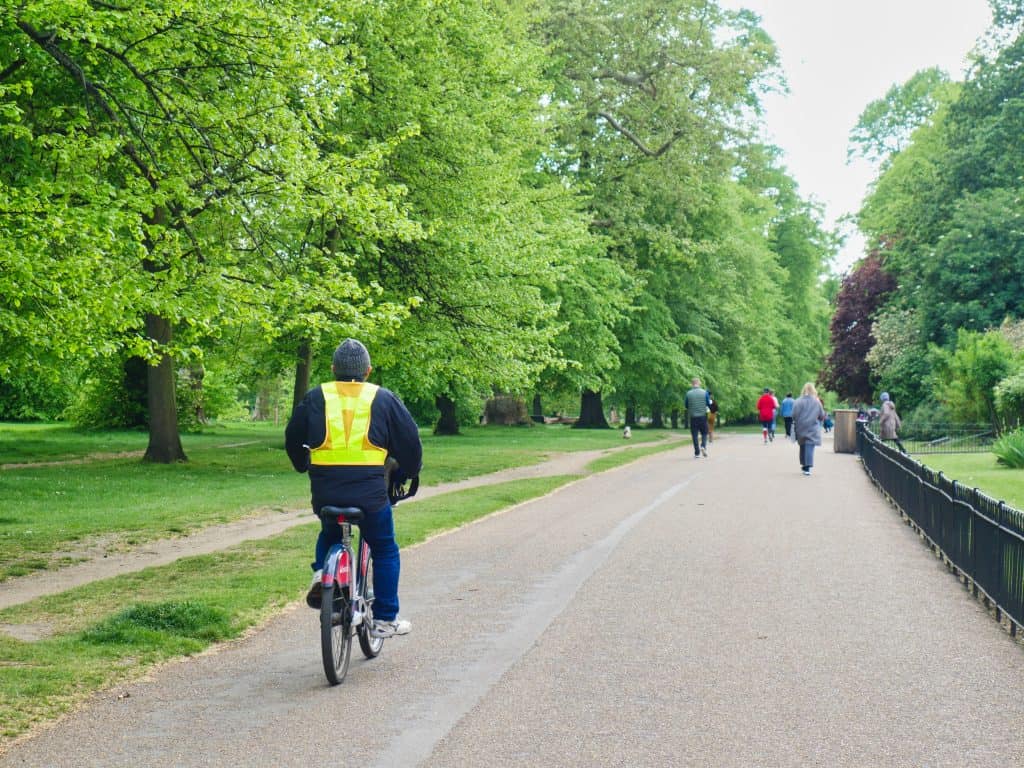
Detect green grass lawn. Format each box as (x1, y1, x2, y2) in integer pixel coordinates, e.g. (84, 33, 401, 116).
(0, 428, 310, 580)
(913, 452, 1024, 511)
(0, 420, 670, 468)
(0, 421, 673, 581)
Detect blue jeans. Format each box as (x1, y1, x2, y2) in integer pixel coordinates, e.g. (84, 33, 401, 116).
(799, 441, 816, 469)
(312, 502, 401, 622)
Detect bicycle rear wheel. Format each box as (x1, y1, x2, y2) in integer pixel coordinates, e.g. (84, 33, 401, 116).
(320, 583, 352, 685)
(357, 543, 384, 658)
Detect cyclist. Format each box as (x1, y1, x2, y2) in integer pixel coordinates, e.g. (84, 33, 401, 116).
(285, 338, 422, 638)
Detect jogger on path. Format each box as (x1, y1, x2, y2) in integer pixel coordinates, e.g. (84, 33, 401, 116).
(757, 388, 777, 444)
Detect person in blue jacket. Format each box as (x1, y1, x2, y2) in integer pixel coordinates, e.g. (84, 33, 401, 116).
(780, 392, 796, 441)
(286, 338, 422, 638)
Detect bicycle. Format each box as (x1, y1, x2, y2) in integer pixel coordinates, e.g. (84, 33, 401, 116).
(317, 464, 418, 685)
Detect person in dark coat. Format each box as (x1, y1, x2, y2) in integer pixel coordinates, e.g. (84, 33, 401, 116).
(286, 338, 422, 637)
(879, 392, 906, 453)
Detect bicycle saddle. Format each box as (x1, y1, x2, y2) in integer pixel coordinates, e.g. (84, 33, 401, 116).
(319, 506, 364, 523)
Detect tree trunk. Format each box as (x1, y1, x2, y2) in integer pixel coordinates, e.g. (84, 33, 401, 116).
(625, 402, 637, 426)
(434, 394, 460, 435)
(143, 312, 187, 463)
(670, 408, 679, 429)
(292, 338, 313, 415)
(190, 362, 207, 425)
(650, 403, 664, 428)
(253, 385, 272, 421)
(574, 389, 610, 429)
(531, 393, 544, 423)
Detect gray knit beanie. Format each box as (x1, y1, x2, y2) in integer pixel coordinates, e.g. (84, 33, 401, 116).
(332, 338, 371, 380)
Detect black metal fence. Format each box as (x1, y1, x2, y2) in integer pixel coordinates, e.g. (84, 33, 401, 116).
(858, 424, 1024, 637)
(898, 422, 996, 454)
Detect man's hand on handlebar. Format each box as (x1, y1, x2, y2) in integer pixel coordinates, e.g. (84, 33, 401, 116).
(384, 456, 419, 505)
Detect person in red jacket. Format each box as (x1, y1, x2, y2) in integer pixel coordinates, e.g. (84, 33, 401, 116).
(756, 388, 777, 444)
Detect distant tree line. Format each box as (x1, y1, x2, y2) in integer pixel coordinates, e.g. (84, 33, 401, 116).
(0, 0, 834, 460)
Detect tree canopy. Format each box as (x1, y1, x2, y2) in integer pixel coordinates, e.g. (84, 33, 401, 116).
(1, 0, 837, 449)
(851, 8, 1024, 424)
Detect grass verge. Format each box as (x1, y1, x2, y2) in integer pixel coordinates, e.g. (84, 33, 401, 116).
(0, 423, 671, 581)
(915, 453, 1024, 511)
(585, 440, 685, 473)
(0, 475, 574, 743)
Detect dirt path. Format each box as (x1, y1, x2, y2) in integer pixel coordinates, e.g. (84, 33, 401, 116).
(1, 450, 147, 470)
(0, 438, 683, 613)
(0, 440, 265, 470)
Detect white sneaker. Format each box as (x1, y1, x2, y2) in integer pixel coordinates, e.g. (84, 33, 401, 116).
(371, 618, 412, 638)
(306, 569, 323, 609)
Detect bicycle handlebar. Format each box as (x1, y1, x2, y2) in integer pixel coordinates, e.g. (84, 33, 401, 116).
(384, 456, 418, 505)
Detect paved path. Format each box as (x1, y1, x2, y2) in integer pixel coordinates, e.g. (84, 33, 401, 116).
(4, 433, 1023, 767)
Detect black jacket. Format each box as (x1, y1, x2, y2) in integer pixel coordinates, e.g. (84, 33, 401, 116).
(285, 382, 422, 513)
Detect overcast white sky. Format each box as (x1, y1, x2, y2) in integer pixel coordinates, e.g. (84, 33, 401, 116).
(718, 0, 993, 272)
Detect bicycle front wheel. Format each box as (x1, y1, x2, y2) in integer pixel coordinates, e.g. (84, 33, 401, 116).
(320, 583, 352, 685)
(357, 548, 384, 659)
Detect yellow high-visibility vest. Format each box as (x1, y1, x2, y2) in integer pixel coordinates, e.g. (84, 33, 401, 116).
(309, 382, 388, 466)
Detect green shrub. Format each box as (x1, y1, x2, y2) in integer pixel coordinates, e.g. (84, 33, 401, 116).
(901, 399, 957, 440)
(175, 361, 249, 430)
(64, 356, 148, 429)
(931, 329, 1018, 428)
(994, 368, 1024, 431)
(66, 355, 248, 431)
(0, 371, 75, 421)
(992, 429, 1024, 469)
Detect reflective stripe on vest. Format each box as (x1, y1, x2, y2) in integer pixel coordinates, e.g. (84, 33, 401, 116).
(309, 382, 388, 466)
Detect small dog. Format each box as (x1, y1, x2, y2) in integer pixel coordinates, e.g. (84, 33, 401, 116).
(622, 425, 632, 439)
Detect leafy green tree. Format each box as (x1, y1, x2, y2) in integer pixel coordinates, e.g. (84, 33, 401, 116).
(3, 1, 390, 460)
(866, 307, 930, 410)
(849, 67, 954, 164)
(859, 26, 1024, 348)
(328, 0, 592, 434)
(931, 329, 1018, 429)
(920, 188, 1024, 343)
(533, 236, 633, 424)
(738, 144, 835, 399)
(990, 0, 1024, 26)
(540, 0, 789, 426)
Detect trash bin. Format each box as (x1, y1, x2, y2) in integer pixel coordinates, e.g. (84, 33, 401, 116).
(833, 409, 858, 453)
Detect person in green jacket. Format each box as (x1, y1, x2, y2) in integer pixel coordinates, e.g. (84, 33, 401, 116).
(685, 377, 710, 459)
